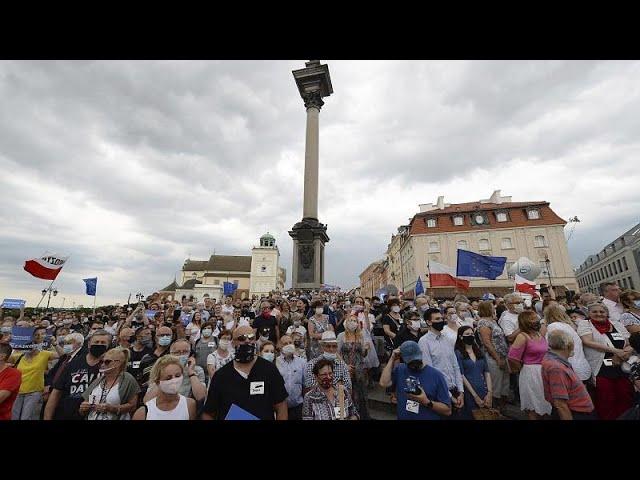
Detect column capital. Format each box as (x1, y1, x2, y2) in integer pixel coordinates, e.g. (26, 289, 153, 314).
(302, 91, 324, 110)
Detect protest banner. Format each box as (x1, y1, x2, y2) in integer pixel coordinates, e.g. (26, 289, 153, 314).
(9, 327, 36, 350)
(2, 299, 26, 309)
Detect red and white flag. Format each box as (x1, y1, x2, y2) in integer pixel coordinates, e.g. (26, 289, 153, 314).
(514, 274, 536, 295)
(24, 252, 69, 280)
(428, 261, 470, 290)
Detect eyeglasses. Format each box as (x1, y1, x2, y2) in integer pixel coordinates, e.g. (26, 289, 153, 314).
(317, 372, 334, 378)
(235, 334, 256, 342)
(100, 359, 121, 366)
(171, 350, 190, 356)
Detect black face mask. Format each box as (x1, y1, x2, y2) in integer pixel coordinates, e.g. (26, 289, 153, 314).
(462, 336, 475, 345)
(431, 321, 445, 332)
(234, 343, 256, 363)
(89, 344, 108, 358)
(293, 340, 302, 348)
(407, 361, 422, 371)
(531, 321, 541, 331)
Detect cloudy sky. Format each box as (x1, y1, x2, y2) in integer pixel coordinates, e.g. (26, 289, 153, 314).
(1, 60, 639, 307)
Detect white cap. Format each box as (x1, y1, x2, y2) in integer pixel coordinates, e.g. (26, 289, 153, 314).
(320, 331, 337, 343)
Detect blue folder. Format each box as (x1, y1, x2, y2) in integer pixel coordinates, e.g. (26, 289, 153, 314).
(225, 404, 260, 421)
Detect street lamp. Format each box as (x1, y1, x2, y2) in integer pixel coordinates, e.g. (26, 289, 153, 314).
(39, 286, 58, 312)
(544, 254, 553, 288)
(135, 292, 144, 303)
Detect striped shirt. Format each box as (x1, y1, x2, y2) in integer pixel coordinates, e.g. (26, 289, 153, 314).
(541, 351, 594, 413)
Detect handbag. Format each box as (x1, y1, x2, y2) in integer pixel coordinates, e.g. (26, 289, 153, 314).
(471, 407, 507, 421)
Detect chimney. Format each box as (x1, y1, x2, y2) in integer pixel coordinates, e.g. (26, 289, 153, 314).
(437, 196, 445, 209)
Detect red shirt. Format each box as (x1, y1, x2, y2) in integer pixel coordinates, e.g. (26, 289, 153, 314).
(0, 366, 22, 420)
(541, 352, 594, 413)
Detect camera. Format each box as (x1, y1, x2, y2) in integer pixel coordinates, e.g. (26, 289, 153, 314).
(404, 376, 422, 395)
(622, 355, 640, 382)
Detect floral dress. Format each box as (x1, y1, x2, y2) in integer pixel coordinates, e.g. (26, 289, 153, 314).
(309, 314, 330, 359)
(339, 337, 369, 420)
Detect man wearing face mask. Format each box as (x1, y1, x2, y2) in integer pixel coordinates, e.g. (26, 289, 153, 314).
(238, 300, 256, 327)
(499, 293, 524, 345)
(276, 335, 306, 420)
(253, 301, 280, 344)
(395, 311, 425, 346)
(304, 331, 353, 395)
(194, 321, 217, 384)
(380, 340, 452, 420)
(44, 330, 111, 420)
(418, 308, 465, 414)
(202, 325, 288, 420)
(128, 327, 153, 382)
(138, 326, 173, 393)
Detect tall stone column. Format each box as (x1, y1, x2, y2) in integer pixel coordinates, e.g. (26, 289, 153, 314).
(289, 61, 333, 290)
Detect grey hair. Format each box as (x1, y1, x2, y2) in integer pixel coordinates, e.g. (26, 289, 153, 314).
(547, 329, 574, 351)
(89, 329, 112, 344)
(504, 293, 522, 304)
(587, 302, 609, 314)
(66, 332, 85, 346)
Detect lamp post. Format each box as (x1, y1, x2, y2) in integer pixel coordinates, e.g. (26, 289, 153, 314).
(136, 292, 144, 303)
(544, 254, 553, 288)
(41, 286, 58, 312)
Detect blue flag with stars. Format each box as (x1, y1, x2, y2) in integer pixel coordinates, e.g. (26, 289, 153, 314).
(456, 249, 506, 280)
(415, 276, 424, 296)
(223, 281, 238, 296)
(83, 277, 97, 296)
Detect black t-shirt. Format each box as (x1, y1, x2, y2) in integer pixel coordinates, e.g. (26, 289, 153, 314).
(395, 325, 423, 346)
(139, 349, 168, 390)
(599, 330, 627, 379)
(382, 314, 401, 347)
(128, 346, 152, 380)
(253, 315, 278, 342)
(203, 357, 288, 420)
(239, 310, 256, 326)
(52, 352, 100, 420)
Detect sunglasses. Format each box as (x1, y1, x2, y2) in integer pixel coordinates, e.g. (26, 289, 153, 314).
(235, 334, 256, 342)
(100, 359, 121, 366)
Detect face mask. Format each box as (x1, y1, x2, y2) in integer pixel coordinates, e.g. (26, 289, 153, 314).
(63, 319, 72, 325)
(89, 344, 108, 358)
(202, 328, 212, 337)
(346, 321, 358, 332)
(178, 355, 189, 366)
(218, 339, 230, 351)
(159, 376, 183, 395)
(391, 306, 401, 313)
(99, 364, 117, 374)
(293, 340, 302, 348)
(419, 305, 429, 312)
(407, 361, 422, 371)
(262, 352, 275, 362)
(323, 352, 337, 361)
(315, 307, 324, 315)
(234, 343, 256, 363)
(282, 344, 296, 356)
(634, 300, 640, 308)
(410, 320, 421, 331)
(158, 335, 172, 346)
(530, 321, 541, 332)
(319, 377, 333, 389)
(513, 305, 524, 314)
(63, 344, 74, 354)
(431, 321, 445, 332)
(141, 339, 153, 349)
(1, 326, 11, 334)
(462, 336, 475, 345)
(354, 305, 364, 312)
(290, 306, 298, 312)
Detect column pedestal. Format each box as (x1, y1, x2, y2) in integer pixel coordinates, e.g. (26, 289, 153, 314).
(289, 218, 329, 290)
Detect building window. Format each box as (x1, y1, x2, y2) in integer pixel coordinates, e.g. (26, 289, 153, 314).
(453, 216, 464, 226)
(429, 241, 440, 253)
(623, 257, 628, 270)
(534, 235, 546, 247)
(608, 264, 613, 277)
(622, 278, 628, 288)
(527, 209, 540, 220)
(501, 238, 513, 249)
(426, 218, 436, 228)
(214, 280, 220, 285)
(617, 259, 623, 273)
(456, 240, 468, 250)
(629, 277, 635, 289)
(261, 266, 266, 273)
(479, 239, 490, 251)
(496, 212, 508, 222)
(613, 262, 618, 274)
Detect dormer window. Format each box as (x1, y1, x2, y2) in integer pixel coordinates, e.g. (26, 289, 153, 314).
(426, 218, 436, 228)
(453, 216, 464, 226)
(496, 212, 508, 222)
(527, 209, 540, 220)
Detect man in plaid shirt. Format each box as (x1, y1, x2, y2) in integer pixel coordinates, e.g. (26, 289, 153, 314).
(304, 331, 352, 394)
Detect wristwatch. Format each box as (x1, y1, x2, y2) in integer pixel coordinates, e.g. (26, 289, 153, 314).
(426, 399, 434, 409)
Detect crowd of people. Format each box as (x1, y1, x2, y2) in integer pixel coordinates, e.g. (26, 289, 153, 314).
(0, 280, 639, 421)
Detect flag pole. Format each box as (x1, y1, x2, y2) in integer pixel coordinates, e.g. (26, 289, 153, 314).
(92, 283, 97, 319)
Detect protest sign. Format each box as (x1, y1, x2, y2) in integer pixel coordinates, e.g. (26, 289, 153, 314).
(9, 327, 36, 350)
(2, 299, 26, 309)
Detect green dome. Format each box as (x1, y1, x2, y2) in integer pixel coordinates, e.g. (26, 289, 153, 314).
(260, 232, 275, 241)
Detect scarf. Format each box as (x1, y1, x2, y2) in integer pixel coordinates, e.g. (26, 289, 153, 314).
(590, 318, 612, 335)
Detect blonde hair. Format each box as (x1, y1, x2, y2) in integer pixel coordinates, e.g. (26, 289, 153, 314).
(344, 313, 364, 342)
(106, 346, 130, 375)
(544, 305, 576, 329)
(149, 355, 183, 385)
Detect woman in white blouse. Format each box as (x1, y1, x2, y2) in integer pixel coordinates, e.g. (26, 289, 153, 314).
(544, 305, 591, 383)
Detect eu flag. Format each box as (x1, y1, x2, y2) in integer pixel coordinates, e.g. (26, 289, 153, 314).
(223, 281, 238, 296)
(415, 276, 424, 296)
(83, 277, 97, 296)
(456, 249, 506, 280)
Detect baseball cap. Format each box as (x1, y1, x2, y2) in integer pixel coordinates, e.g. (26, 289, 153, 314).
(400, 341, 423, 364)
(320, 331, 337, 343)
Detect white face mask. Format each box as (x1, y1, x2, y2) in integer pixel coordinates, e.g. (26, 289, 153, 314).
(218, 339, 230, 351)
(159, 376, 183, 395)
(391, 306, 401, 313)
(513, 304, 524, 314)
(202, 329, 212, 337)
(262, 352, 275, 362)
(315, 307, 324, 315)
(323, 352, 337, 361)
(345, 321, 358, 332)
(282, 344, 296, 356)
(410, 320, 421, 331)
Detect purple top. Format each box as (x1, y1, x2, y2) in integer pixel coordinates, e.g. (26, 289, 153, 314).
(508, 335, 548, 365)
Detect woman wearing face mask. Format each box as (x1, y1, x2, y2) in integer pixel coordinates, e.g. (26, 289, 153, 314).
(382, 298, 403, 354)
(277, 302, 293, 339)
(477, 301, 510, 412)
(619, 290, 640, 335)
(80, 347, 140, 420)
(351, 296, 380, 374)
(290, 331, 307, 360)
(337, 313, 370, 420)
(194, 321, 217, 384)
(455, 326, 492, 420)
(578, 303, 634, 419)
(260, 341, 276, 362)
(186, 311, 203, 346)
(132, 355, 197, 420)
(276, 335, 306, 420)
(308, 300, 333, 360)
(455, 302, 476, 328)
(507, 311, 552, 419)
(302, 359, 358, 420)
(128, 327, 154, 382)
(206, 330, 234, 381)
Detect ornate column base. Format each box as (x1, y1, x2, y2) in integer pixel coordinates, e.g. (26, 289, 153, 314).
(288, 218, 329, 290)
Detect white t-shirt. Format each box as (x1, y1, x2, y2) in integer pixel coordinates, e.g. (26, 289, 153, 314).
(207, 350, 234, 371)
(546, 322, 592, 381)
(499, 311, 519, 337)
(88, 382, 127, 420)
(602, 298, 624, 323)
(442, 325, 458, 348)
(222, 305, 235, 316)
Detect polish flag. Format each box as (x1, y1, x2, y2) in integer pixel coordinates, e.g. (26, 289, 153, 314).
(24, 253, 69, 280)
(428, 261, 470, 290)
(514, 274, 536, 295)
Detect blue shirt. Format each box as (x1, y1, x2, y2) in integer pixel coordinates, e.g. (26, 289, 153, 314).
(392, 363, 451, 420)
(418, 331, 464, 392)
(276, 354, 306, 407)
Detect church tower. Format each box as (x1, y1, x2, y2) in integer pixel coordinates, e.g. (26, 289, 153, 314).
(250, 232, 281, 297)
